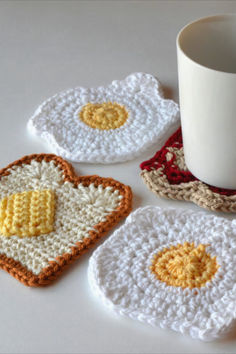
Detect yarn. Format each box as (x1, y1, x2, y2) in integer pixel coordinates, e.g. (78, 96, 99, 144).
(0, 190, 55, 237)
(140, 128, 236, 212)
(79, 102, 128, 130)
(0, 154, 132, 286)
(150, 242, 219, 289)
(88, 206, 236, 341)
(27, 73, 180, 163)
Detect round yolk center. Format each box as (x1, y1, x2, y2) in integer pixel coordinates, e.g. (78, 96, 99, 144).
(79, 102, 129, 130)
(150, 242, 219, 289)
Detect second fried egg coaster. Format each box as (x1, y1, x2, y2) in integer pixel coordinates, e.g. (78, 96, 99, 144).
(88, 206, 236, 341)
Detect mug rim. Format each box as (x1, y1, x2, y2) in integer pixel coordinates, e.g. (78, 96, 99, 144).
(176, 14, 236, 76)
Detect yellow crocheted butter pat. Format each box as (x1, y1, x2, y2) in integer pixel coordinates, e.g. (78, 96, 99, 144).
(0, 190, 55, 237)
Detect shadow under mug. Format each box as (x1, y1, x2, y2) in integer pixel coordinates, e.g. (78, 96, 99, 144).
(177, 14, 236, 189)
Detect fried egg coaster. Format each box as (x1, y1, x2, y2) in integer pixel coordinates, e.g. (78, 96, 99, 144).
(88, 206, 236, 341)
(27, 73, 180, 163)
(140, 128, 236, 213)
(0, 154, 132, 286)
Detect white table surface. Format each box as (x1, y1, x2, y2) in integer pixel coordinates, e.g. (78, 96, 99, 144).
(1, 1, 236, 353)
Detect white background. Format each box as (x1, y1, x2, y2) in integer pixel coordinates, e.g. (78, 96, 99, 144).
(1, 1, 236, 353)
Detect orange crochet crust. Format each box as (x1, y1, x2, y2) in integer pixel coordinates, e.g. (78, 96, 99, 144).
(0, 154, 132, 286)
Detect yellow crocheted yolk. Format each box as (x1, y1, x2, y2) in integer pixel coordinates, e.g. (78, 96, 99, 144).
(0, 190, 55, 237)
(150, 242, 219, 289)
(79, 102, 129, 130)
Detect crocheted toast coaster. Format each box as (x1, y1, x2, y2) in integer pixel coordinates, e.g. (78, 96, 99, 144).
(0, 154, 132, 286)
(140, 128, 236, 213)
(88, 206, 236, 341)
(28, 73, 180, 163)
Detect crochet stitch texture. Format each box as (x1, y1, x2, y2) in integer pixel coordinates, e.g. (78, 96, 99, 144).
(140, 128, 236, 213)
(27, 73, 180, 163)
(150, 242, 219, 289)
(0, 190, 55, 237)
(88, 206, 236, 341)
(0, 154, 132, 286)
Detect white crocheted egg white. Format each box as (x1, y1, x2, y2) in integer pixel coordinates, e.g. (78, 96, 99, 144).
(88, 206, 236, 341)
(0, 159, 122, 275)
(27, 73, 180, 163)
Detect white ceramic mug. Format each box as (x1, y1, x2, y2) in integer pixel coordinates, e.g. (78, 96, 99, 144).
(177, 14, 236, 189)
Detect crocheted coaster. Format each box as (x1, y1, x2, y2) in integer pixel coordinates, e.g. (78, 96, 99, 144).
(140, 128, 236, 213)
(0, 154, 132, 286)
(28, 73, 180, 163)
(88, 206, 236, 341)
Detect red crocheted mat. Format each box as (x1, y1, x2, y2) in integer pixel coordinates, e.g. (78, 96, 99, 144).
(140, 128, 236, 212)
(0, 154, 132, 286)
